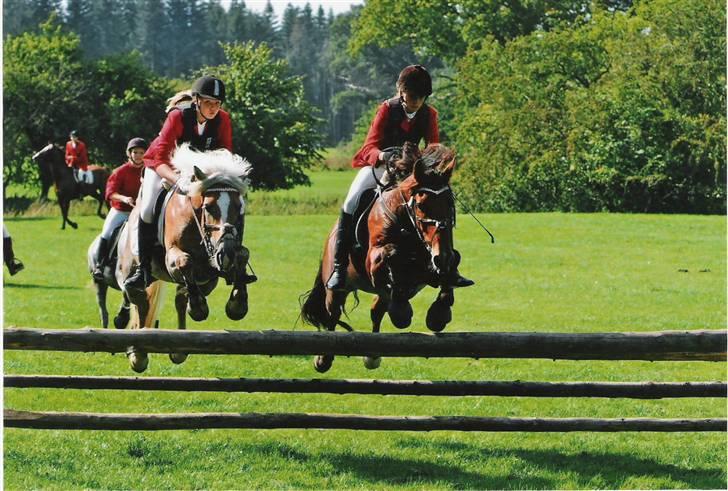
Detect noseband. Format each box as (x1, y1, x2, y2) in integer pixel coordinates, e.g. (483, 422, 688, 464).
(380, 183, 455, 256)
(187, 186, 240, 260)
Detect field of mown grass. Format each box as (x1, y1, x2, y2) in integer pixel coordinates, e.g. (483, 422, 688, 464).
(3, 170, 726, 489)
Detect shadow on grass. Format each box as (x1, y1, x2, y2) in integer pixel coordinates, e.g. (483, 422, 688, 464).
(223, 439, 725, 488)
(393, 438, 725, 489)
(3, 283, 80, 290)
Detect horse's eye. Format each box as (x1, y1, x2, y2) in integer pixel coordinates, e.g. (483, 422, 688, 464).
(204, 204, 220, 219)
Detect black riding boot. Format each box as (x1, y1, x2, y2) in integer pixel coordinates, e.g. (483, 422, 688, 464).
(440, 249, 474, 288)
(4, 237, 24, 276)
(124, 220, 155, 289)
(326, 211, 354, 291)
(234, 214, 256, 284)
(92, 237, 109, 280)
(442, 271, 475, 288)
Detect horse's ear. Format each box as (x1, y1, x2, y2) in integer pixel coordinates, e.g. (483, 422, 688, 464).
(414, 158, 427, 184)
(193, 166, 207, 181)
(440, 158, 456, 180)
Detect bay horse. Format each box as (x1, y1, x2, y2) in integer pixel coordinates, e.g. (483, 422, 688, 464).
(32, 143, 110, 229)
(301, 142, 460, 372)
(117, 144, 254, 372)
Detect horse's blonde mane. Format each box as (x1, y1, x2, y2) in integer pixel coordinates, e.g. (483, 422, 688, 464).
(171, 143, 253, 197)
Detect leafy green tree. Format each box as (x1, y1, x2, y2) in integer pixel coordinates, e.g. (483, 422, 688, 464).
(209, 42, 323, 189)
(3, 18, 87, 188)
(452, 0, 726, 213)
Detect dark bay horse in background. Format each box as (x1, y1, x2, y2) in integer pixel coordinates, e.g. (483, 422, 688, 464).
(117, 144, 254, 372)
(301, 142, 460, 372)
(32, 143, 110, 229)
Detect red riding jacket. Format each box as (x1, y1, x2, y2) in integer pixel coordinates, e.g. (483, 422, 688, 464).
(351, 98, 439, 168)
(105, 161, 144, 212)
(65, 140, 89, 170)
(144, 106, 233, 171)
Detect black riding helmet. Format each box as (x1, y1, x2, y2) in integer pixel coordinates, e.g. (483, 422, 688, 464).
(126, 137, 148, 153)
(397, 65, 432, 98)
(191, 76, 225, 102)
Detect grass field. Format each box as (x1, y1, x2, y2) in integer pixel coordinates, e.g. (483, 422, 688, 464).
(3, 172, 727, 489)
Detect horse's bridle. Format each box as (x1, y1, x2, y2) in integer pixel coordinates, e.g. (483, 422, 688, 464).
(379, 182, 456, 256)
(187, 186, 241, 261)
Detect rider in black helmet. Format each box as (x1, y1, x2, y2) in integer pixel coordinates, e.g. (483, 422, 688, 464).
(92, 137, 148, 280)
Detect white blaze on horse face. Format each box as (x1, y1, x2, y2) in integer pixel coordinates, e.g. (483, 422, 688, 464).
(217, 192, 231, 226)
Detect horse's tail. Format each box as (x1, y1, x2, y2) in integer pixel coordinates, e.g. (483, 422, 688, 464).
(300, 261, 328, 329)
(144, 281, 167, 328)
(130, 281, 166, 329)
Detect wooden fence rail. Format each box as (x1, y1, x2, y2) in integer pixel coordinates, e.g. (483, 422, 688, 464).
(5, 327, 726, 433)
(5, 375, 726, 399)
(5, 410, 726, 432)
(4, 328, 726, 361)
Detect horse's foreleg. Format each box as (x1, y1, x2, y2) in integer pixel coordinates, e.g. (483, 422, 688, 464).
(370, 245, 412, 329)
(169, 284, 189, 365)
(363, 294, 388, 370)
(168, 247, 209, 322)
(426, 287, 454, 332)
(113, 292, 131, 330)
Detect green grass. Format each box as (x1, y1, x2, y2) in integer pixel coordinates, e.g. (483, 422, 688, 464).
(2, 174, 727, 489)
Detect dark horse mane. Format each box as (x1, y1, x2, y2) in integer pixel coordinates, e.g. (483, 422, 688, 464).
(387, 142, 456, 192)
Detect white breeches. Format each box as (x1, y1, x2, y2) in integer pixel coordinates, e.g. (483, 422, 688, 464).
(3, 225, 10, 239)
(139, 168, 165, 224)
(100, 208, 130, 240)
(342, 166, 385, 215)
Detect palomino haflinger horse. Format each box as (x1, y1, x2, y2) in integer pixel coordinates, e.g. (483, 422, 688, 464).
(117, 143, 254, 372)
(31, 143, 110, 229)
(301, 142, 461, 373)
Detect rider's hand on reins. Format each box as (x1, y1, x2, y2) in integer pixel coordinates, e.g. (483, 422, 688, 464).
(176, 175, 193, 195)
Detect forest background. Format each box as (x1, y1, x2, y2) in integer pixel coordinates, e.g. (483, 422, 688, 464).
(3, 0, 726, 213)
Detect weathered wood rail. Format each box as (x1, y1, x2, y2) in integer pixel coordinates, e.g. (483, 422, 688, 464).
(5, 410, 726, 432)
(4, 328, 726, 361)
(5, 375, 726, 399)
(5, 327, 726, 433)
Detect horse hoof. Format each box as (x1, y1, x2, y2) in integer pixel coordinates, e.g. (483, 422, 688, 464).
(70, 222, 78, 229)
(388, 301, 413, 329)
(127, 349, 149, 373)
(426, 304, 451, 332)
(225, 300, 248, 321)
(169, 352, 188, 364)
(114, 312, 130, 330)
(187, 301, 209, 322)
(363, 356, 381, 370)
(314, 355, 333, 373)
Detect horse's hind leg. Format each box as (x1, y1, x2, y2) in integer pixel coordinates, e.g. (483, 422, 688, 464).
(169, 284, 189, 365)
(96, 194, 106, 218)
(314, 289, 346, 373)
(94, 280, 110, 329)
(59, 197, 77, 230)
(363, 294, 388, 370)
(426, 287, 454, 332)
(125, 287, 150, 373)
